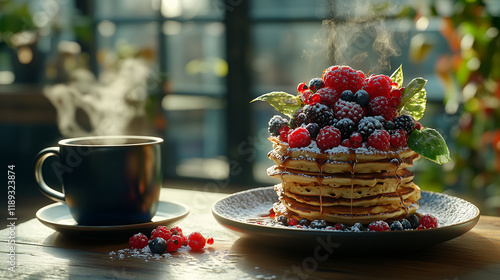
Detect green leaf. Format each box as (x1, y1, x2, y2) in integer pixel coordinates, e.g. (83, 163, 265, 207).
(398, 77, 427, 120)
(251, 91, 303, 117)
(401, 88, 427, 121)
(408, 128, 450, 164)
(390, 64, 404, 88)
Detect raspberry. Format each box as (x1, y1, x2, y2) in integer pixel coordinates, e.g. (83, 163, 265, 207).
(287, 218, 298, 226)
(323, 65, 365, 93)
(151, 226, 172, 241)
(394, 114, 416, 135)
(288, 127, 311, 148)
(304, 103, 335, 128)
(279, 125, 289, 142)
(368, 96, 397, 121)
(362, 74, 396, 99)
(334, 118, 356, 140)
(341, 139, 352, 147)
(368, 220, 390, 232)
(316, 126, 342, 150)
(358, 117, 383, 140)
(268, 115, 288, 136)
(349, 132, 363, 148)
(170, 226, 183, 235)
(317, 87, 341, 108)
(297, 82, 308, 93)
(390, 129, 409, 148)
(419, 214, 438, 229)
(166, 235, 183, 252)
(308, 78, 325, 92)
(368, 129, 390, 151)
(129, 232, 149, 249)
(149, 237, 168, 254)
(305, 123, 320, 139)
(188, 232, 206, 250)
(334, 99, 366, 124)
(206, 237, 214, 245)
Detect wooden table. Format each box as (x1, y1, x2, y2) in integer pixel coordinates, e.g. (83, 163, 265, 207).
(1, 188, 500, 280)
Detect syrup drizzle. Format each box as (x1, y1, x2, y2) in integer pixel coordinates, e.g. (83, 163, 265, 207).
(391, 157, 408, 215)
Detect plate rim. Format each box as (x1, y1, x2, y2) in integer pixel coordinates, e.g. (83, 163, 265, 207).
(36, 200, 190, 233)
(212, 186, 481, 237)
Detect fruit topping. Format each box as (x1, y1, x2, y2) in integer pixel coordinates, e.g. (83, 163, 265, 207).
(316, 126, 342, 150)
(288, 127, 311, 148)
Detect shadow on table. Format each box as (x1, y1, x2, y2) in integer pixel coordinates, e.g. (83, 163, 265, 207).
(229, 231, 500, 280)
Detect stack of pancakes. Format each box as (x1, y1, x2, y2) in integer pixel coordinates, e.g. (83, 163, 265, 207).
(267, 137, 421, 225)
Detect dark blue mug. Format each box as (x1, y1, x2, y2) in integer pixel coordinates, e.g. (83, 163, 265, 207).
(34, 135, 163, 226)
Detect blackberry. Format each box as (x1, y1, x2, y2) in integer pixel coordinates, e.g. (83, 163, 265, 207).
(394, 114, 416, 135)
(384, 120, 395, 131)
(305, 123, 320, 139)
(334, 118, 356, 140)
(357, 117, 383, 140)
(277, 215, 288, 226)
(309, 219, 327, 229)
(340, 90, 356, 102)
(354, 90, 370, 107)
(308, 78, 325, 92)
(268, 115, 288, 136)
(373, 115, 385, 125)
(304, 103, 335, 128)
(289, 112, 307, 129)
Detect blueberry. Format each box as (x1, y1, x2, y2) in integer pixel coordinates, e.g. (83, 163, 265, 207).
(384, 121, 395, 130)
(305, 123, 320, 139)
(309, 219, 327, 229)
(149, 237, 167, 254)
(401, 219, 412, 230)
(390, 221, 403, 231)
(407, 214, 420, 229)
(308, 78, 325, 92)
(298, 218, 310, 227)
(351, 223, 365, 232)
(355, 90, 370, 107)
(340, 90, 355, 102)
(277, 215, 288, 226)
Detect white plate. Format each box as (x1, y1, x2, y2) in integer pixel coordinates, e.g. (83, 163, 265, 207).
(212, 187, 480, 251)
(37, 200, 189, 239)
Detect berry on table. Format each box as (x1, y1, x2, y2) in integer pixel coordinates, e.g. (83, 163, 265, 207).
(166, 235, 183, 252)
(368, 220, 390, 232)
(151, 226, 172, 241)
(149, 237, 168, 254)
(188, 232, 206, 250)
(368, 130, 391, 151)
(170, 226, 183, 236)
(129, 232, 149, 249)
(316, 126, 342, 150)
(206, 237, 214, 245)
(288, 127, 311, 148)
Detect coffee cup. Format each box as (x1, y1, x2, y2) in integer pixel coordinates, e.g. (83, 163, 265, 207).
(34, 135, 163, 226)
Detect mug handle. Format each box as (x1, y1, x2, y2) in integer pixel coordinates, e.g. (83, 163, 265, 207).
(34, 147, 66, 203)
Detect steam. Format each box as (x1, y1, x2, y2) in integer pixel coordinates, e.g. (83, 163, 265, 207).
(321, 0, 403, 73)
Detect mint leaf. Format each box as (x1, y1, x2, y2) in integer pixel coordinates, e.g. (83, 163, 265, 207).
(390, 64, 403, 88)
(408, 128, 450, 164)
(251, 91, 303, 117)
(398, 77, 427, 120)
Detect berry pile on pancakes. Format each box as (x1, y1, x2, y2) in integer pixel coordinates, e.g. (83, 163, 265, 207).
(253, 65, 450, 226)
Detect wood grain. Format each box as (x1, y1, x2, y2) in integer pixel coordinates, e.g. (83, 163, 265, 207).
(1, 188, 499, 280)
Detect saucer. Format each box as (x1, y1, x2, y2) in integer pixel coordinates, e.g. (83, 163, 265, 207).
(36, 201, 189, 239)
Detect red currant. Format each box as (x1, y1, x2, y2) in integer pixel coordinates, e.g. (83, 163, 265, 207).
(206, 237, 214, 245)
(166, 235, 183, 252)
